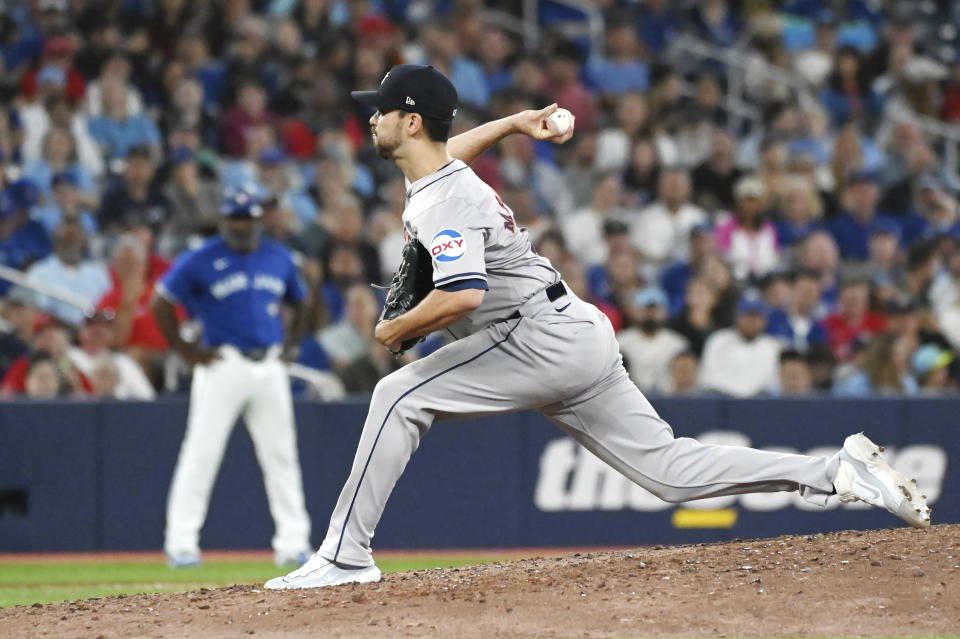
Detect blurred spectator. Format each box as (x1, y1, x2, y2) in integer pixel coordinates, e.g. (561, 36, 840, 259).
(160, 147, 221, 254)
(420, 20, 489, 108)
(630, 168, 708, 267)
(0, 293, 35, 376)
(0, 179, 52, 285)
(660, 223, 715, 317)
(715, 175, 780, 282)
(66, 309, 155, 399)
(2, 317, 88, 396)
(25, 219, 111, 325)
(543, 42, 597, 132)
(32, 168, 98, 236)
(833, 333, 918, 396)
(622, 136, 660, 207)
(97, 230, 172, 377)
(221, 80, 279, 157)
(564, 173, 625, 268)
(98, 146, 172, 234)
(24, 355, 66, 399)
(596, 93, 649, 172)
(667, 349, 700, 395)
(88, 76, 162, 161)
(255, 147, 317, 228)
(670, 277, 720, 356)
(824, 279, 886, 361)
(774, 175, 824, 248)
(794, 10, 839, 88)
(616, 287, 688, 394)
(84, 52, 144, 118)
(912, 343, 956, 395)
(699, 297, 781, 397)
(795, 230, 841, 308)
(765, 269, 829, 352)
(312, 283, 397, 394)
(692, 128, 742, 212)
(778, 349, 814, 396)
(587, 24, 649, 95)
(820, 46, 882, 128)
(828, 170, 904, 261)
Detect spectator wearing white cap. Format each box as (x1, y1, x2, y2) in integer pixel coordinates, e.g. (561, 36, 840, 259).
(616, 286, 688, 394)
(699, 296, 782, 397)
(714, 175, 780, 282)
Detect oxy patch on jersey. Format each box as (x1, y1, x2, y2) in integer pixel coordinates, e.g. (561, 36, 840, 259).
(431, 229, 466, 262)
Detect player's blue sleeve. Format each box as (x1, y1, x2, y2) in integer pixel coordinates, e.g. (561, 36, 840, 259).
(156, 251, 198, 305)
(283, 255, 308, 305)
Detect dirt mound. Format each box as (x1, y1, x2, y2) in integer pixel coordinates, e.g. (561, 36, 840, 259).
(2, 525, 958, 638)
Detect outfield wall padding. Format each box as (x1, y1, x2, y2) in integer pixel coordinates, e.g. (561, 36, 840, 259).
(0, 398, 955, 551)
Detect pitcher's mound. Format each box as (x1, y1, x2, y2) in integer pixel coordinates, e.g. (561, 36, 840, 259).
(3, 525, 958, 638)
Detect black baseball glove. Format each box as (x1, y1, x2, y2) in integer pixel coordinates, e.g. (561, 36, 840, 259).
(377, 239, 435, 354)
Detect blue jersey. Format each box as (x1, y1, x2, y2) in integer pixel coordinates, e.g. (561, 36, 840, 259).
(157, 237, 307, 349)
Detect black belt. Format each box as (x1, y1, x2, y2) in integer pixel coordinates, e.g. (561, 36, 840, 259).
(507, 281, 567, 320)
(239, 347, 271, 361)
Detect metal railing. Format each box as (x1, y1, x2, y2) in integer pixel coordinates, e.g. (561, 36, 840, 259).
(666, 34, 960, 183)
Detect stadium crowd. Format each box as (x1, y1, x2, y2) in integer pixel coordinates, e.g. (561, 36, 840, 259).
(2, 0, 960, 399)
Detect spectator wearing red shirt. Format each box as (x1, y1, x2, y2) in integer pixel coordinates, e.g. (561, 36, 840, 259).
(20, 36, 86, 104)
(97, 230, 173, 378)
(221, 80, 280, 157)
(1, 315, 91, 396)
(823, 279, 887, 361)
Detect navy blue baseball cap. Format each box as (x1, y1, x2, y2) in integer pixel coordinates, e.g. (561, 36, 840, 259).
(169, 146, 195, 165)
(351, 64, 459, 121)
(737, 296, 770, 316)
(221, 184, 264, 218)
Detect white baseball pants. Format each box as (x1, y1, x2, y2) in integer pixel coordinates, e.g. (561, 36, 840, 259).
(164, 346, 311, 557)
(317, 290, 839, 567)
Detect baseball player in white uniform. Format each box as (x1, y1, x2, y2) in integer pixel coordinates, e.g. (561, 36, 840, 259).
(154, 185, 312, 568)
(267, 65, 931, 589)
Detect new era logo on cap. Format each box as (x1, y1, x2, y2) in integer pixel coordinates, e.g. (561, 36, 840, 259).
(406, 96, 416, 106)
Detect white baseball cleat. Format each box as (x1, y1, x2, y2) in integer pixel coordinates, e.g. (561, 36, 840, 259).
(265, 553, 381, 590)
(833, 433, 931, 528)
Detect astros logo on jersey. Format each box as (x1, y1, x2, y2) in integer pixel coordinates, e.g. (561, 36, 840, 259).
(431, 229, 466, 262)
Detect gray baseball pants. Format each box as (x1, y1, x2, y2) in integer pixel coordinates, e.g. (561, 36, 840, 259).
(317, 289, 839, 567)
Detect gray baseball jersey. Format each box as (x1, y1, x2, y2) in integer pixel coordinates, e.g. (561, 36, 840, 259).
(315, 160, 840, 568)
(402, 159, 558, 337)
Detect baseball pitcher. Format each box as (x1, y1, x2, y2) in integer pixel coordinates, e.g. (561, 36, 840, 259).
(154, 184, 312, 568)
(267, 65, 930, 589)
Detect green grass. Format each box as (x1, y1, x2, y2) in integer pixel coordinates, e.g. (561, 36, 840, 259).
(0, 556, 493, 608)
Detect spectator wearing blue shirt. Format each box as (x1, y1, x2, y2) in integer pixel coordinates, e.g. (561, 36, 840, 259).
(476, 25, 514, 96)
(828, 170, 904, 260)
(819, 47, 883, 128)
(660, 224, 715, 318)
(421, 21, 490, 107)
(764, 270, 830, 351)
(586, 25, 649, 94)
(0, 180, 51, 294)
(635, 0, 679, 55)
(32, 171, 98, 235)
(22, 125, 97, 198)
(88, 76, 162, 161)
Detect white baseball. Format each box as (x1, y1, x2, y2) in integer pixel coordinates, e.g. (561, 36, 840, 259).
(548, 108, 573, 135)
